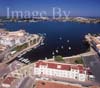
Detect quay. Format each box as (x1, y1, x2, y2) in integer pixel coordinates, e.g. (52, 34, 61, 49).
(0, 34, 44, 65)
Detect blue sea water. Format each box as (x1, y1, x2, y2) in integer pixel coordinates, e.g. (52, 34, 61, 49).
(0, 21, 100, 61)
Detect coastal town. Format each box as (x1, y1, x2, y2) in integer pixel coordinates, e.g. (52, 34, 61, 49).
(0, 0, 100, 88)
(0, 29, 100, 88)
(0, 17, 100, 24)
(0, 29, 43, 63)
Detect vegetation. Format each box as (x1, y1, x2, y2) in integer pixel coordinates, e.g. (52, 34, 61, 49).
(54, 55, 65, 62)
(30, 39, 36, 45)
(13, 43, 28, 52)
(74, 57, 84, 64)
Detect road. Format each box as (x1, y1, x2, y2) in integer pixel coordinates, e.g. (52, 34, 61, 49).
(0, 61, 24, 77)
(0, 66, 10, 77)
(38, 75, 98, 87)
(82, 54, 100, 83)
(19, 77, 34, 88)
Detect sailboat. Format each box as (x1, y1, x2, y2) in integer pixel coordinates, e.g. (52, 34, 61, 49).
(52, 52, 55, 55)
(19, 57, 24, 61)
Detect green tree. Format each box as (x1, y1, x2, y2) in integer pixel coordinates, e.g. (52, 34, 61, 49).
(54, 55, 64, 62)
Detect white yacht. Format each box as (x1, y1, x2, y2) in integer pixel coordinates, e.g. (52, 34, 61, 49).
(56, 49, 59, 53)
(61, 46, 64, 49)
(19, 57, 24, 61)
(67, 40, 70, 43)
(68, 46, 71, 50)
(59, 37, 62, 40)
(52, 52, 55, 55)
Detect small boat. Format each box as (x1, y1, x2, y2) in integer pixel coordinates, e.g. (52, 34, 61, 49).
(22, 51, 27, 55)
(41, 42, 45, 45)
(68, 46, 71, 50)
(17, 55, 21, 58)
(27, 49, 32, 52)
(52, 52, 55, 55)
(26, 60, 30, 64)
(67, 40, 70, 43)
(22, 59, 26, 62)
(25, 61, 29, 64)
(59, 37, 62, 40)
(56, 50, 59, 53)
(18, 53, 23, 57)
(44, 33, 47, 36)
(24, 58, 28, 62)
(61, 46, 64, 49)
(25, 59, 28, 62)
(19, 57, 24, 61)
(25, 60, 29, 63)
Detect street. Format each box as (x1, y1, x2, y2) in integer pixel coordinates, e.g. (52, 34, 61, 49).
(83, 54, 100, 83)
(19, 77, 34, 88)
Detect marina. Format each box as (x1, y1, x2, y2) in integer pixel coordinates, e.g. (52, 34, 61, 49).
(18, 57, 30, 64)
(0, 22, 100, 62)
(0, 0, 100, 87)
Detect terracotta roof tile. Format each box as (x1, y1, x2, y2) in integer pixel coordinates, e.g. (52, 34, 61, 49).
(3, 77, 16, 85)
(35, 80, 82, 88)
(35, 60, 90, 74)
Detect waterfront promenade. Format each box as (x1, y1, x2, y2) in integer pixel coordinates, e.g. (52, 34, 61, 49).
(47, 47, 96, 62)
(7, 51, 99, 87)
(0, 36, 43, 65)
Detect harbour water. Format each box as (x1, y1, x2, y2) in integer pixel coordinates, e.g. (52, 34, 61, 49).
(0, 21, 100, 62)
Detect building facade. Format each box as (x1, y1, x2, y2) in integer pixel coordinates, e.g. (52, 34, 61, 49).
(34, 60, 93, 82)
(0, 30, 28, 47)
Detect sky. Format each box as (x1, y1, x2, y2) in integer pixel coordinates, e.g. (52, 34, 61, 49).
(0, 0, 100, 17)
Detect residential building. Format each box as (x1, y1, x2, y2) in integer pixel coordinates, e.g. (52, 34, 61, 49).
(0, 29, 28, 47)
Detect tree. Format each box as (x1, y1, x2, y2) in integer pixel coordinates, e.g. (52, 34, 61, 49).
(54, 55, 64, 62)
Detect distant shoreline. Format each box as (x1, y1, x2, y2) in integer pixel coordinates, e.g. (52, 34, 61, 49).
(0, 17, 100, 24)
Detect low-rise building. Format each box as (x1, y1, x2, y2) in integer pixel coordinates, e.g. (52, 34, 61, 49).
(1, 77, 16, 88)
(89, 35, 100, 54)
(0, 29, 30, 47)
(34, 60, 94, 82)
(0, 45, 7, 52)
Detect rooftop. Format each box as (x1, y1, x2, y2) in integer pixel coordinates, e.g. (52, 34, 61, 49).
(2, 77, 16, 85)
(35, 60, 92, 74)
(0, 29, 27, 38)
(35, 80, 82, 88)
(91, 36, 100, 45)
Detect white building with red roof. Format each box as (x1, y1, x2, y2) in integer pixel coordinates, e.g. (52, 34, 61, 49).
(34, 60, 94, 82)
